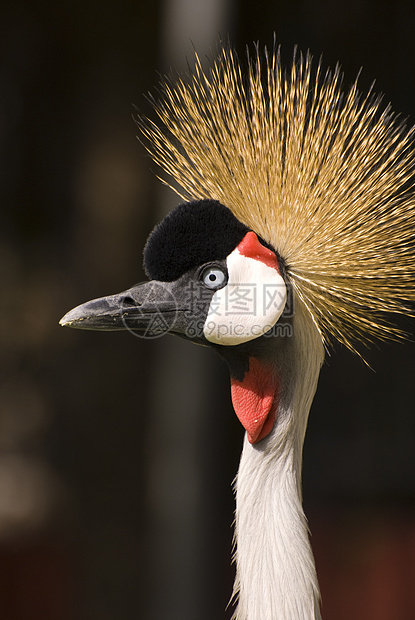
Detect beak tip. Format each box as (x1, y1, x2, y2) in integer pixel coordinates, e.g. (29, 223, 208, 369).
(59, 315, 71, 327)
(58, 296, 125, 331)
(59, 307, 85, 329)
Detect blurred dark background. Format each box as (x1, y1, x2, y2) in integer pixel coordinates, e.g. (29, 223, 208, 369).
(1, 1, 414, 618)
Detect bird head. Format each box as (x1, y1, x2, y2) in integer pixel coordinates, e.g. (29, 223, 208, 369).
(60, 43, 415, 444)
(60, 198, 292, 444)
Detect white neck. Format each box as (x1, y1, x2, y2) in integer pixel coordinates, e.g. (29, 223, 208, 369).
(232, 302, 324, 620)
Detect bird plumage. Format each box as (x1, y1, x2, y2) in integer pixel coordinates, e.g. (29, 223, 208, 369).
(138, 44, 415, 353)
(232, 299, 324, 619)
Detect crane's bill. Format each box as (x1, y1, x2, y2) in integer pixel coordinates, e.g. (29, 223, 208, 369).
(59, 281, 178, 333)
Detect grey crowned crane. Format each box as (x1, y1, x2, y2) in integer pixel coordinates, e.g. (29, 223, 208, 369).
(60, 45, 415, 619)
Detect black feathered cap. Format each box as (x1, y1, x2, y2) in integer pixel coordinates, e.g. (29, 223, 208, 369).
(143, 199, 251, 281)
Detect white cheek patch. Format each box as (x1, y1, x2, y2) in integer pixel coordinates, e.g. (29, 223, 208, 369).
(203, 247, 287, 345)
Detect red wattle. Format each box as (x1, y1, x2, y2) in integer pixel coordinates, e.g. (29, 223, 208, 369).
(230, 357, 278, 444)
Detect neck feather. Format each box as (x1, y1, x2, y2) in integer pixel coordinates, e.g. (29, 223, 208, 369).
(232, 302, 324, 620)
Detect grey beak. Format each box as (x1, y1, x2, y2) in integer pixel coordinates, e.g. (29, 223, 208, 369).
(59, 280, 179, 337)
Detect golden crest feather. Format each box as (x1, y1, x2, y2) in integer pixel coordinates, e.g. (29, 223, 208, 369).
(138, 43, 415, 353)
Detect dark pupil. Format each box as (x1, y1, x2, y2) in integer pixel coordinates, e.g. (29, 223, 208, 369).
(209, 273, 216, 281)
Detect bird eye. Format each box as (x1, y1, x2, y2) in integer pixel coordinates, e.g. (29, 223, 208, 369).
(200, 265, 227, 290)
